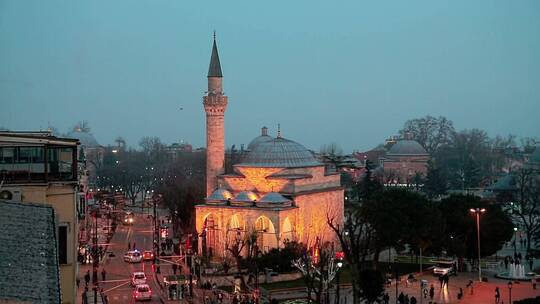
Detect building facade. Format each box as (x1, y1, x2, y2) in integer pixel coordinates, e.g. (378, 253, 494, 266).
(194, 38, 344, 258)
(0, 131, 80, 304)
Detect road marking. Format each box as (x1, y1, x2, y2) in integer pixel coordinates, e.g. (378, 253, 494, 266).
(103, 280, 131, 293)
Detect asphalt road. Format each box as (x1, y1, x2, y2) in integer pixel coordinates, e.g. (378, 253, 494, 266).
(100, 213, 162, 304)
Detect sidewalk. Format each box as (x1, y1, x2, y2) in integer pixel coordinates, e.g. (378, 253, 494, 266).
(76, 215, 114, 304)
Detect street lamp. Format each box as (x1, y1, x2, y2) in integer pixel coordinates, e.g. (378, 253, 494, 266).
(336, 261, 343, 304)
(508, 281, 513, 304)
(469, 208, 486, 282)
(513, 227, 518, 256)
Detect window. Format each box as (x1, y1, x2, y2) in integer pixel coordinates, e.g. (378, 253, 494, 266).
(18, 147, 44, 163)
(0, 147, 15, 164)
(58, 226, 68, 264)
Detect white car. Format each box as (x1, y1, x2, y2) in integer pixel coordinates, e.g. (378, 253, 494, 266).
(124, 250, 143, 263)
(131, 272, 147, 286)
(133, 284, 152, 301)
(433, 260, 456, 276)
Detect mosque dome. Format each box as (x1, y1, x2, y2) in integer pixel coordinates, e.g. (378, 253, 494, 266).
(387, 140, 428, 156)
(247, 126, 273, 151)
(239, 137, 321, 168)
(231, 191, 258, 207)
(256, 192, 292, 208)
(206, 188, 233, 205)
(66, 130, 100, 147)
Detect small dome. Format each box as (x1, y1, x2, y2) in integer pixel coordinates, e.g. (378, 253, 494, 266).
(256, 192, 292, 208)
(233, 191, 258, 202)
(239, 137, 321, 168)
(206, 188, 233, 205)
(66, 130, 100, 147)
(387, 140, 428, 156)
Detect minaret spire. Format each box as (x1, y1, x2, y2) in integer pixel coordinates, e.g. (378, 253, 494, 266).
(208, 32, 223, 78)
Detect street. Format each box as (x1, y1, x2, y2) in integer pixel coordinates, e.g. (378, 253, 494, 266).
(78, 212, 162, 304)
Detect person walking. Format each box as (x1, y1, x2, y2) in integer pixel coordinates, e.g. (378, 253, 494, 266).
(410, 296, 417, 304)
(128, 241, 131, 251)
(76, 277, 80, 289)
(172, 263, 178, 275)
(398, 292, 405, 304)
(82, 287, 89, 304)
(429, 285, 435, 300)
(84, 270, 91, 287)
(495, 287, 500, 303)
(439, 275, 444, 288)
(443, 273, 449, 288)
(101, 268, 107, 282)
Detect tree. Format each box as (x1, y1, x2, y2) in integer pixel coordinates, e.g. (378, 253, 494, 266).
(512, 168, 540, 252)
(399, 115, 455, 154)
(327, 203, 374, 304)
(354, 160, 383, 201)
(439, 195, 513, 259)
(423, 159, 448, 199)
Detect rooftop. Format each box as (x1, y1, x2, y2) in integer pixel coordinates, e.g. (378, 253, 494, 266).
(238, 137, 321, 168)
(0, 200, 61, 303)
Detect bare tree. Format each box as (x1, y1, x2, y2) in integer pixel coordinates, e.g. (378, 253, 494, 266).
(399, 115, 455, 154)
(327, 205, 374, 304)
(513, 168, 540, 251)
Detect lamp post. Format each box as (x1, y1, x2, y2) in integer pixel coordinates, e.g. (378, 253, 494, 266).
(470, 208, 486, 282)
(335, 261, 342, 304)
(508, 281, 513, 304)
(513, 227, 518, 257)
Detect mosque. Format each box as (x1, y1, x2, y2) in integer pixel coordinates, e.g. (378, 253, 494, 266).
(194, 37, 344, 257)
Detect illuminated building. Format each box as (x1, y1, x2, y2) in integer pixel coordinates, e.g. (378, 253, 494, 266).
(195, 37, 344, 257)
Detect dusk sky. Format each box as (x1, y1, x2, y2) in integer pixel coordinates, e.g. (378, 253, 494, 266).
(1, 0, 539, 153)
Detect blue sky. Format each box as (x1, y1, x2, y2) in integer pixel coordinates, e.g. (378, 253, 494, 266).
(1, 0, 539, 152)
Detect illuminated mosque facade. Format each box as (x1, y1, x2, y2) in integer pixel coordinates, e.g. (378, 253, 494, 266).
(195, 37, 344, 257)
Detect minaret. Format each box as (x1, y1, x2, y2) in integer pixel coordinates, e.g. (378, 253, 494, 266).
(204, 34, 228, 197)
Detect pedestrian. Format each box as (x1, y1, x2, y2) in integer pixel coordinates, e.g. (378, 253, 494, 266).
(405, 294, 409, 304)
(504, 256, 509, 269)
(438, 275, 444, 288)
(128, 241, 131, 251)
(410, 296, 417, 304)
(82, 287, 88, 304)
(457, 287, 463, 300)
(429, 285, 434, 300)
(101, 268, 106, 281)
(443, 273, 449, 288)
(76, 277, 80, 288)
(529, 258, 534, 271)
(533, 278, 537, 290)
(467, 280, 474, 295)
(84, 270, 90, 286)
(383, 293, 390, 304)
(398, 292, 405, 304)
(495, 287, 500, 303)
(172, 263, 178, 275)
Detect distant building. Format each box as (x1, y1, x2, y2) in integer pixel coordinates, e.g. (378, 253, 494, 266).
(378, 136, 430, 185)
(0, 131, 80, 304)
(0, 200, 61, 304)
(166, 141, 193, 161)
(195, 37, 344, 257)
(526, 146, 540, 173)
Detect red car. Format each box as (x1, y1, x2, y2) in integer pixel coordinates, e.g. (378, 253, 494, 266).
(142, 250, 154, 261)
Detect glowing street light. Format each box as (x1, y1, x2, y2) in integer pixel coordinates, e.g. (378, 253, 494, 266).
(470, 208, 486, 282)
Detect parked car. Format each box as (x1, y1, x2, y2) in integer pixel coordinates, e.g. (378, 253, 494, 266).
(133, 284, 152, 301)
(124, 250, 143, 263)
(433, 260, 457, 276)
(131, 272, 147, 286)
(142, 250, 154, 261)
